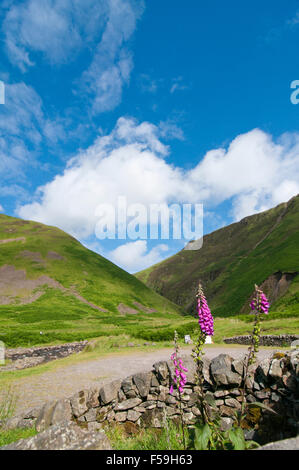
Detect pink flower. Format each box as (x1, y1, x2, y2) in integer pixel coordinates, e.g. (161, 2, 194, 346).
(250, 288, 270, 315)
(169, 350, 188, 395)
(197, 293, 214, 336)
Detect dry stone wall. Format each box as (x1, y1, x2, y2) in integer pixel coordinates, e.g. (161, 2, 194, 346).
(4, 350, 299, 446)
(2, 341, 88, 371)
(224, 334, 299, 347)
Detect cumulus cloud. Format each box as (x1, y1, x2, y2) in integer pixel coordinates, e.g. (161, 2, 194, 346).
(0, 204, 4, 212)
(108, 240, 169, 273)
(17, 118, 299, 244)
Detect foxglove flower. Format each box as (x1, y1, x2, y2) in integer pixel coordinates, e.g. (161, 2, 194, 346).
(196, 283, 214, 336)
(169, 351, 188, 395)
(250, 287, 270, 314)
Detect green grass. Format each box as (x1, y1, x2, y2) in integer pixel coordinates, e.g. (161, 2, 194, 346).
(105, 421, 185, 450)
(0, 214, 186, 348)
(0, 427, 37, 447)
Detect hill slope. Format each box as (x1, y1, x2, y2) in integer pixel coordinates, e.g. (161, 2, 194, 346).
(0, 214, 185, 347)
(136, 195, 299, 317)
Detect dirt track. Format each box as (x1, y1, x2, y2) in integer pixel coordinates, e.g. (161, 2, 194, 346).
(6, 345, 279, 416)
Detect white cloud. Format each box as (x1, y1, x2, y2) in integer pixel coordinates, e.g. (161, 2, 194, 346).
(3, 0, 145, 114)
(17, 118, 299, 242)
(170, 77, 188, 94)
(0, 204, 4, 213)
(108, 240, 169, 273)
(3, 0, 108, 70)
(81, 0, 144, 113)
(0, 81, 68, 182)
(0, 82, 43, 179)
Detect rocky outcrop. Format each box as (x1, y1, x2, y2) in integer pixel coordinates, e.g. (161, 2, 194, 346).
(224, 335, 299, 347)
(3, 350, 299, 447)
(0, 422, 111, 450)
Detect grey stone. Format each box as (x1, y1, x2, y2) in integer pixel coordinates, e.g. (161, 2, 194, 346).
(256, 436, 299, 450)
(126, 389, 137, 399)
(256, 358, 271, 382)
(214, 390, 230, 398)
(255, 390, 271, 400)
(166, 407, 178, 416)
(35, 401, 57, 432)
(127, 410, 141, 422)
(114, 398, 142, 411)
(115, 412, 127, 422)
(215, 399, 224, 406)
(99, 379, 121, 405)
(157, 385, 168, 401)
(166, 395, 177, 405)
(83, 408, 98, 422)
(141, 408, 164, 428)
(70, 390, 89, 417)
(232, 358, 244, 376)
(118, 389, 126, 402)
(106, 410, 115, 422)
(87, 387, 101, 408)
(0, 422, 111, 450)
(224, 398, 241, 409)
(133, 372, 152, 398)
(151, 375, 160, 388)
(121, 376, 134, 394)
(51, 399, 73, 426)
(269, 359, 283, 380)
(157, 401, 166, 408)
(3, 414, 34, 431)
(153, 361, 169, 383)
(87, 422, 103, 432)
(191, 406, 202, 417)
(182, 412, 194, 423)
(147, 394, 158, 401)
(210, 354, 242, 387)
(220, 417, 233, 431)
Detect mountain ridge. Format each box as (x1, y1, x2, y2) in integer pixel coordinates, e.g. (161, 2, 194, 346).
(0, 213, 185, 347)
(136, 195, 299, 317)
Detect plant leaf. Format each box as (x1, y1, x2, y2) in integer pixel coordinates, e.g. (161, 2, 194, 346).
(228, 427, 246, 450)
(194, 423, 212, 450)
(248, 402, 278, 414)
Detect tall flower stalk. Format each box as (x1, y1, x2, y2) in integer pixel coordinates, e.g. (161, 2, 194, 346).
(239, 285, 270, 425)
(169, 330, 188, 449)
(191, 282, 214, 424)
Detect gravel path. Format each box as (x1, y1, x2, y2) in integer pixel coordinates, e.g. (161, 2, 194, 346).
(6, 345, 279, 416)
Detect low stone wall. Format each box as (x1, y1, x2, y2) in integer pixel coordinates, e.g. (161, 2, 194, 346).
(4, 350, 299, 446)
(224, 334, 299, 347)
(2, 341, 88, 371)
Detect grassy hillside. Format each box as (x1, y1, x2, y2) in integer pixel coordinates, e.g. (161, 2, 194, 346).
(136, 195, 299, 318)
(0, 214, 188, 347)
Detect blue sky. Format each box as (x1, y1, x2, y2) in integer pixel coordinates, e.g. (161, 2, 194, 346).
(0, 0, 299, 273)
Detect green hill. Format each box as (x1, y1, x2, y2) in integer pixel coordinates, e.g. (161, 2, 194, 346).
(0, 214, 186, 347)
(136, 195, 299, 318)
